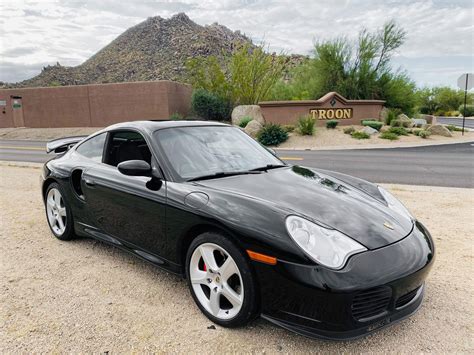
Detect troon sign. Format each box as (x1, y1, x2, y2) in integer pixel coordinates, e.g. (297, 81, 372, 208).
(310, 108, 352, 120)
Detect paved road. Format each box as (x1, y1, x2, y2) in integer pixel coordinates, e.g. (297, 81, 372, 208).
(437, 117, 474, 129)
(0, 140, 473, 188)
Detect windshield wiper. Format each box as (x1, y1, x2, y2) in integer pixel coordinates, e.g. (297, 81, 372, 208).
(187, 170, 262, 182)
(249, 164, 288, 172)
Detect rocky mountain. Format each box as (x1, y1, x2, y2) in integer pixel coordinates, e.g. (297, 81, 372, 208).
(15, 13, 255, 88)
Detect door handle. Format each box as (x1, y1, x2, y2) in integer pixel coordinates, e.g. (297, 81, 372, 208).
(83, 178, 95, 186)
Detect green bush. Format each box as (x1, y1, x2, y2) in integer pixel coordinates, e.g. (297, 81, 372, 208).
(418, 130, 431, 139)
(362, 120, 383, 131)
(387, 126, 409, 136)
(343, 126, 355, 134)
(446, 124, 463, 132)
(390, 118, 412, 128)
(412, 128, 422, 136)
(191, 89, 231, 121)
(297, 115, 315, 135)
(459, 104, 474, 117)
(282, 124, 295, 133)
(380, 132, 399, 140)
(326, 120, 339, 129)
(169, 112, 184, 120)
(257, 123, 289, 146)
(238, 116, 253, 128)
(351, 131, 370, 140)
(385, 108, 401, 126)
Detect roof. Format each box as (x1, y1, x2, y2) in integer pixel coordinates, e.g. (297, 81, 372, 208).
(105, 120, 230, 133)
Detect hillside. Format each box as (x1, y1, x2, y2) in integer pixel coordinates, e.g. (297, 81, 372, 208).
(15, 13, 254, 88)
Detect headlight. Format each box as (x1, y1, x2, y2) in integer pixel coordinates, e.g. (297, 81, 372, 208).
(378, 186, 413, 219)
(285, 216, 367, 270)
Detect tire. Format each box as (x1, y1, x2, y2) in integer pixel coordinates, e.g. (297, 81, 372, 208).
(44, 182, 75, 241)
(185, 232, 259, 327)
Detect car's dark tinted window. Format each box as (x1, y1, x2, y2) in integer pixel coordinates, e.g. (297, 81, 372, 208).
(104, 130, 152, 167)
(75, 133, 106, 162)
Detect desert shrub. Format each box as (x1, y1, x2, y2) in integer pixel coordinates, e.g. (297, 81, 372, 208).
(387, 126, 409, 136)
(385, 108, 400, 125)
(459, 104, 474, 117)
(446, 124, 463, 132)
(362, 120, 383, 131)
(390, 118, 412, 128)
(169, 112, 184, 120)
(351, 131, 370, 140)
(326, 120, 339, 129)
(412, 128, 422, 136)
(380, 132, 399, 140)
(297, 115, 315, 135)
(343, 126, 355, 134)
(418, 130, 431, 139)
(191, 89, 231, 121)
(238, 116, 253, 128)
(282, 124, 295, 133)
(257, 123, 289, 146)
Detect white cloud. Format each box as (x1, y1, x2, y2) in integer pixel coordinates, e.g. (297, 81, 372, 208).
(1, 0, 473, 86)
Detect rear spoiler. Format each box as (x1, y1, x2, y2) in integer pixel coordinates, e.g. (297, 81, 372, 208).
(46, 135, 88, 154)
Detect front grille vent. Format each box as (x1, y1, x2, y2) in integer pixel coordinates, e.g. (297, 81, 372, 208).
(395, 286, 420, 308)
(352, 286, 392, 321)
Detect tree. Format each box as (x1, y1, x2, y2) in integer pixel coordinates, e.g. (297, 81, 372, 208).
(186, 43, 286, 106)
(269, 20, 416, 113)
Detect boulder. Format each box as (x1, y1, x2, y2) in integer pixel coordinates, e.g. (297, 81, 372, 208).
(379, 107, 389, 123)
(419, 114, 437, 125)
(397, 113, 414, 128)
(362, 126, 378, 135)
(244, 120, 263, 138)
(426, 124, 452, 137)
(232, 105, 265, 126)
(412, 118, 427, 128)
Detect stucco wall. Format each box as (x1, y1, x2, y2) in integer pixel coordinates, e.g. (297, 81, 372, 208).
(0, 81, 192, 128)
(259, 92, 385, 126)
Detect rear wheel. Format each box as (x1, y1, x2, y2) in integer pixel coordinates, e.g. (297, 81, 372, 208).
(45, 183, 75, 240)
(186, 233, 258, 327)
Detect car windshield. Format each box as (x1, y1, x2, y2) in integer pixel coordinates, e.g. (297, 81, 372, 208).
(154, 126, 284, 180)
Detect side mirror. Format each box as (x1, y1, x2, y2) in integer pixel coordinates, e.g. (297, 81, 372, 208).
(117, 160, 152, 177)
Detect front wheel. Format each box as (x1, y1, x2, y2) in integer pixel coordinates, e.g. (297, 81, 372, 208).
(185, 233, 259, 327)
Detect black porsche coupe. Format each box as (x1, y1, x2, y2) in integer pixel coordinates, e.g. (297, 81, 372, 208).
(41, 120, 434, 340)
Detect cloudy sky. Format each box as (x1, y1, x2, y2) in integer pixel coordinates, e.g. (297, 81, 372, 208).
(1, 0, 473, 87)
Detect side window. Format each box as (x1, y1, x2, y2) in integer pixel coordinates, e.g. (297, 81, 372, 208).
(75, 133, 106, 162)
(104, 130, 152, 167)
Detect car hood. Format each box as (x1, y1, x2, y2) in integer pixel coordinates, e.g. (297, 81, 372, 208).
(196, 166, 413, 250)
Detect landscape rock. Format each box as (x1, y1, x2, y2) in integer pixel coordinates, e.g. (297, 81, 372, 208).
(427, 124, 452, 137)
(231, 105, 265, 126)
(397, 114, 415, 128)
(244, 120, 263, 138)
(362, 126, 378, 135)
(419, 114, 437, 125)
(379, 107, 389, 123)
(412, 118, 427, 128)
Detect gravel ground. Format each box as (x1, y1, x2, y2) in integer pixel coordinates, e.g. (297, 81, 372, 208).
(0, 165, 473, 353)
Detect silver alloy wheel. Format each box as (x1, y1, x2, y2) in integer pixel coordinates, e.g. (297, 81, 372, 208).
(46, 188, 67, 236)
(189, 242, 244, 320)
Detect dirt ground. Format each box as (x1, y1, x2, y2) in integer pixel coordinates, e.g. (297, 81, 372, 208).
(0, 127, 102, 140)
(0, 164, 473, 353)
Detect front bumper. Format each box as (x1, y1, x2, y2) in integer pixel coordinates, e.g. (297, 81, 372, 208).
(253, 221, 435, 340)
